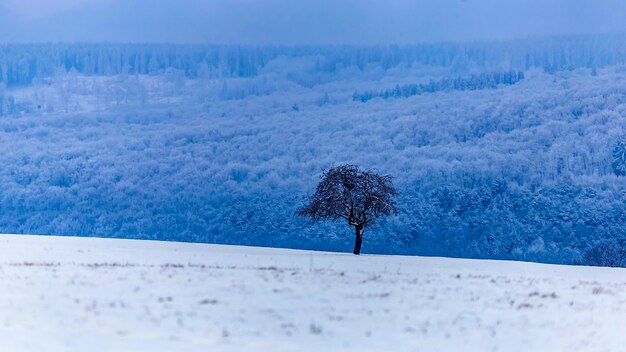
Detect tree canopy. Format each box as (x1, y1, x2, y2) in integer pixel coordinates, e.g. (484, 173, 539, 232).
(297, 165, 398, 254)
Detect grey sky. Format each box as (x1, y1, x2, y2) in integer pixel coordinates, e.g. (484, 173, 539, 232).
(1, 0, 626, 44)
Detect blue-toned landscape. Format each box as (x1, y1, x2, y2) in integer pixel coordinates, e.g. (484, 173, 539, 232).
(2, 40, 626, 265)
(5, 1, 626, 351)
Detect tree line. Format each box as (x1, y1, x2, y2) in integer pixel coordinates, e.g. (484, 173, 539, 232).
(3, 35, 626, 86)
(353, 70, 525, 102)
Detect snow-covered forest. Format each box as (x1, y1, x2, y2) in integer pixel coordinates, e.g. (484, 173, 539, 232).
(2, 36, 626, 265)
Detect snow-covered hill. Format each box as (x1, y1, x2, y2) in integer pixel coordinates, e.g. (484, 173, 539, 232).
(1, 234, 625, 351)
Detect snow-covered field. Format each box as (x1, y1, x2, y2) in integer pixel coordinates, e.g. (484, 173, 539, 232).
(2, 234, 625, 351)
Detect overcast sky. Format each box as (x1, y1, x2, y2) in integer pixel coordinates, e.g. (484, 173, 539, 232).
(1, 0, 626, 44)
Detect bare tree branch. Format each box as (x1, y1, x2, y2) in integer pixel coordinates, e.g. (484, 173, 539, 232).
(297, 164, 398, 228)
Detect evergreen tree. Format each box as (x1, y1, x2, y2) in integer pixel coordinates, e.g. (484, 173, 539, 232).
(612, 137, 626, 176)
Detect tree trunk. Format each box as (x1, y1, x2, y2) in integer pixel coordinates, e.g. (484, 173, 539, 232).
(353, 225, 364, 255)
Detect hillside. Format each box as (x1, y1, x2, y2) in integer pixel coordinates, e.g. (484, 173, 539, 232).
(3, 42, 626, 264)
(2, 234, 625, 351)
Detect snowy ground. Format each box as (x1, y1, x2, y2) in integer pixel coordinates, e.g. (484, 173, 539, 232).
(1, 234, 626, 351)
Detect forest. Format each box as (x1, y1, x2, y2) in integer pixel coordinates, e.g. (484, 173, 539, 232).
(2, 36, 626, 266)
(2, 35, 626, 86)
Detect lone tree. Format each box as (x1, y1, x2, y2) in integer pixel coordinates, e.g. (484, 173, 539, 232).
(297, 164, 398, 255)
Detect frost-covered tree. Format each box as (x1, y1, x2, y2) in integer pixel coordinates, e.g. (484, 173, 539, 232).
(297, 165, 398, 255)
(612, 137, 626, 176)
(0, 82, 5, 116)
